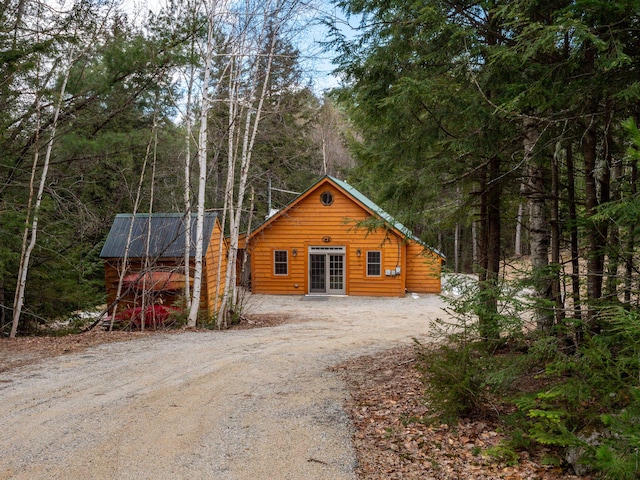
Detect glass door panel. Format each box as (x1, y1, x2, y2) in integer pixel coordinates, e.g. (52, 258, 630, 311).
(309, 254, 326, 293)
(328, 254, 345, 294)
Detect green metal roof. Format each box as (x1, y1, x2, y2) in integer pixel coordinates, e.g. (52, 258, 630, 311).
(327, 176, 445, 258)
(99, 213, 218, 259)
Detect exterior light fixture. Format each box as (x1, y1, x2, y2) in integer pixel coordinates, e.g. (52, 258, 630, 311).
(292, 249, 297, 257)
(356, 249, 362, 257)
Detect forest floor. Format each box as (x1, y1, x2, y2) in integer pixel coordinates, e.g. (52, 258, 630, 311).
(335, 347, 591, 480)
(1, 294, 590, 479)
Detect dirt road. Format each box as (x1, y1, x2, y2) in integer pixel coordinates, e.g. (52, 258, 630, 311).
(0, 293, 448, 479)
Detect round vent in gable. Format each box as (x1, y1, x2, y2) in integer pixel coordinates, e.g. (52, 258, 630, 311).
(320, 191, 334, 206)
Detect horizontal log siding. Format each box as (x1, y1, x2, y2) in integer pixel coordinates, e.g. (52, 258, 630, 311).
(249, 184, 405, 296)
(405, 242, 442, 293)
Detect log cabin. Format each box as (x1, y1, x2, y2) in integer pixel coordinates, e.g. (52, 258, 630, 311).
(243, 176, 445, 297)
(100, 213, 228, 317)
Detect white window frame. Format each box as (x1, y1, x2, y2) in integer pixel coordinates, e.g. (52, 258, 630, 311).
(274, 250, 288, 276)
(366, 250, 382, 277)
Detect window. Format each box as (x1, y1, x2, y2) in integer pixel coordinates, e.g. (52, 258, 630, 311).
(274, 250, 288, 276)
(320, 191, 334, 206)
(367, 251, 381, 276)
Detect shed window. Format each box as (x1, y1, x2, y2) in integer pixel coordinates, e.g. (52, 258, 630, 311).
(367, 251, 381, 276)
(274, 250, 288, 276)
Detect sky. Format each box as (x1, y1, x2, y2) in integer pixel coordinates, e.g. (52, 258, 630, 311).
(293, 2, 359, 93)
(119, 0, 360, 95)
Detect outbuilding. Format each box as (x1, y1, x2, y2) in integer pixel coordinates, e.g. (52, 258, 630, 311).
(243, 176, 444, 297)
(99, 213, 228, 317)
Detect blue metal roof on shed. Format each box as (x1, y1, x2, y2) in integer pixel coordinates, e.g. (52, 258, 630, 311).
(99, 213, 218, 259)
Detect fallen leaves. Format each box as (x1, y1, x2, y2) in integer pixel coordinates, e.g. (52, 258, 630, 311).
(335, 346, 592, 480)
(0, 330, 158, 373)
(0, 313, 287, 373)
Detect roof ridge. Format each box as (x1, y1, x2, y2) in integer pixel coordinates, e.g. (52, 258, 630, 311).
(115, 212, 218, 218)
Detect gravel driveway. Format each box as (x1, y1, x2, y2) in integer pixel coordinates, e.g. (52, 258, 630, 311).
(0, 293, 448, 480)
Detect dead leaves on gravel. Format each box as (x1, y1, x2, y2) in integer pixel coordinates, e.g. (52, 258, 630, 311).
(0, 314, 288, 373)
(0, 331, 157, 373)
(334, 347, 590, 480)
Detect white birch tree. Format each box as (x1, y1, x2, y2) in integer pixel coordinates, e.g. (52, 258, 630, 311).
(218, 0, 301, 326)
(187, 0, 233, 326)
(180, 0, 203, 312)
(178, 0, 307, 327)
(10, 1, 115, 337)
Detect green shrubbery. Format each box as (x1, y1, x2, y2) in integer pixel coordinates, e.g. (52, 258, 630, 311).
(417, 278, 640, 478)
(520, 308, 640, 479)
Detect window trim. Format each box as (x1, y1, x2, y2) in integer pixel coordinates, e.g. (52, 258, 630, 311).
(366, 250, 382, 277)
(273, 250, 289, 276)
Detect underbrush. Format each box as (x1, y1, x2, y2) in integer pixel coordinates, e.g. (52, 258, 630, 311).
(417, 280, 640, 479)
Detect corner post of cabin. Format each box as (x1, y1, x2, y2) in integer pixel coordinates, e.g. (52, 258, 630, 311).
(400, 238, 407, 296)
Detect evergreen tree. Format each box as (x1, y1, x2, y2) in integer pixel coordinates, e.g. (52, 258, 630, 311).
(0, 3, 186, 333)
(331, 0, 640, 337)
(329, 0, 522, 338)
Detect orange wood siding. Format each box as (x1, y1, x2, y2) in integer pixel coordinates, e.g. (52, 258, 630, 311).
(405, 241, 443, 293)
(204, 226, 228, 317)
(248, 183, 407, 297)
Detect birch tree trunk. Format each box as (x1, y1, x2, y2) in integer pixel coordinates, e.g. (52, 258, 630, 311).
(11, 47, 72, 337)
(213, 56, 240, 327)
(550, 141, 564, 324)
(218, 11, 280, 326)
(183, 56, 195, 311)
(140, 101, 159, 332)
(187, 1, 217, 327)
(181, 0, 202, 312)
(11, 79, 42, 338)
(565, 141, 582, 320)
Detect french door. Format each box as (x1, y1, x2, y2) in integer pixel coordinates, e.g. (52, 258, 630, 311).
(308, 246, 346, 294)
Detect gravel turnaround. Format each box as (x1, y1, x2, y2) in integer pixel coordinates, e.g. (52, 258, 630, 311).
(0, 293, 448, 480)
